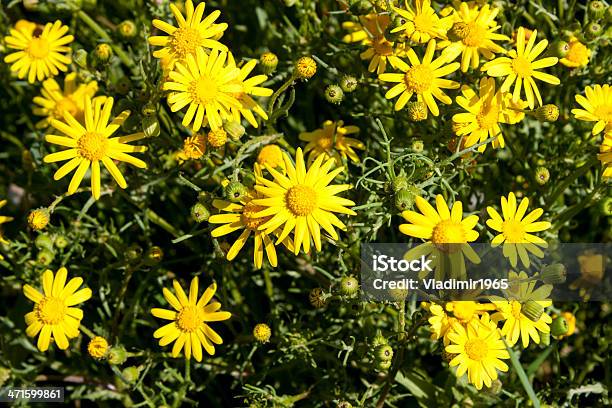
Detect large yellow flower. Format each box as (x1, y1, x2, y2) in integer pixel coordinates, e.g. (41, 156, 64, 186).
(252, 148, 356, 255)
(491, 272, 553, 348)
(486, 192, 551, 268)
(299, 120, 364, 164)
(3, 20, 73, 83)
(151, 277, 231, 361)
(481, 27, 559, 109)
(571, 84, 612, 136)
(43, 97, 148, 200)
(163, 48, 242, 131)
(391, 0, 452, 44)
(148, 0, 228, 68)
(446, 314, 510, 390)
(441, 2, 509, 72)
(379, 39, 460, 116)
(22, 267, 92, 352)
(452, 78, 506, 152)
(33, 73, 98, 129)
(560, 37, 590, 68)
(224, 53, 273, 128)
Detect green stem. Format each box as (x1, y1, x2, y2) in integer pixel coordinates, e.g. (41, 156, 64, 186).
(397, 301, 406, 341)
(263, 268, 274, 300)
(504, 338, 540, 408)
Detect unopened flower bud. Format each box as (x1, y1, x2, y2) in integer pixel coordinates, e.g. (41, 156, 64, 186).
(260, 52, 279, 75)
(391, 175, 409, 192)
(121, 366, 140, 383)
(107, 345, 128, 365)
(141, 102, 157, 117)
(535, 104, 559, 122)
(375, 344, 394, 361)
(74, 49, 88, 68)
(487, 379, 503, 395)
(224, 121, 246, 141)
(551, 316, 569, 337)
(295, 56, 317, 79)
(114, 76, 132, 95)
(309, 287, 327, 308)
(117, 20, 138, 40)
(376, 359, 392, 370)
(340, 75, 358, 93)
(88, 336, 109, 359)
(207, 128, 227, 148)
(125, 244, 142, 262)
(394, 185, 420, 211)
(224, 181, 248, 202)
(339, 275, 359, 295)
(35, 234, 54, 251)
(142, 116, 160, 138)
(521, 300, 544, 322)
(599, 197, 612, 216)
(550, 40, 570, 58)
(412, 140, 424, 152)
(540, 263, 567, 284)
(587, 1, 606, 19)
(540, 331, 550, 346)
(325, 84, 344, 104)
(28, 208, 50, 230)
(586, 21, 603, 39)
(37, 249, 55, 265)
(253, 323, 272, 343)
(534, 167, 550, 185)
(144, 246, 163, 265)
(92, 43, 113, 66)
(54, 235, 69, 249)
(337, 402, 353, 408)
(191, 202, 210, 223)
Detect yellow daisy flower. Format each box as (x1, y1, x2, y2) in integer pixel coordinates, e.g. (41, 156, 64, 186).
(151, 277, 231, 361)
(486, 192, 551, 268)
(22, 267, 92, 352)
(299, 120, 364, 164)
(446, 301, 496, 325)
(252, 148, 356, 255)
(224, 53, 273, 128)
(391, 0, 453, 44)
(428, 303, 457, 345)
(571, 84, 612, 135)
(342, 13, 390, 44)
(560, 37, 590, 68)
(452, 77, 506, 152)
(33, 73, 98, 129)
(446, 313, 510, 390)
(163, 48, 242, 131)
(491, 271, 553, 348)
(178, 133, 207, 161)
(257, 144, 286, 171)
(441, 2, 510, 72)
(599, 131, 612, 179)
(43, 96, 148, 200)
(3, 20, 73, 84)
(379, 39, 460, 115)
(209, 185, 293, 269)
(148, 0, 228, 68)
(481, 27, 560, 109)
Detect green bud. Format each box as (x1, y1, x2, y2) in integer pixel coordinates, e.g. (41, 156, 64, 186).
(141, 102, 157, 117)
(391, 175, 409, 192)
(549, 40, 570, 58)
(599, 196, 612, 216)
(37, 249, 55, 265)
(551, 316, 569, 337)
(606, 6, 612, 23)
(0, 366, 10, 387)
(224, 181, 248, 202)
(125, 244, 142, 262)
(325, 84, 344, 104)
(337, 402, 353, 408)
(121, 366, 140, 383)
(144, 246, 163, 265)
(54, 235, 69, 249)
(259, 52, 279, 75)
(535, 104, 559, 122)
(407, 101, 428, 121)
(224, 121, 246, 141)
(412, 140, 424, 152)
(487, 379, 503, 395)
(540, 331, 550, 346)
(394, 185, 420, 211)
(114, 76, 132, 95)
(534, 167, 550, 185)
(349, 0, 373, 15)
(107, 345, 128, 365)
(309, 287, 327, 308)
(521, 300, 544, 322)
(142, 116, 160, 138)
(371, 330, 387, 348)
(339, 275, 359, 296)
(117, 20, 138, 40)
(191, 202, 210, 223)
(376, 359, 392, 370)
(587, 1, 606, 19)
(340, 75, 358, 93)
(375, 344, 394, 361)
(540, 263, 567, 284)
(35, 234, 54, 251)
(92, 43, 113, 66)
(585, 21, 603, 39)
(283, 0, 297, 6)
(74, 49, 88, 69)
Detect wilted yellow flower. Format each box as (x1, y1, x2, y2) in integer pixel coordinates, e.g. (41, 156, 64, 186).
(3, 20, 73, 83)
(87, 336, 109, 359)
(27, 208, 50, 230)
(299, 120, 364, 164)
(295, 56, 317, 79)
(560, 37, 590, 68)
(179, 133, 207, 160)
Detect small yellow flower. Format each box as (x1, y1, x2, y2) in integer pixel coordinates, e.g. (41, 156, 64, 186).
(151, 277, 231, 361)
(486, 192, 551, 268)
(299, 120, 364, 164)
(555, 311, 576, 339)
(446, 301, 496, 325)
(253, 323, 271, 343)
(0, 200, 13, 260)
(179, 133, 207, 160)
(427, 303, 457, 345)
(571, 84, 612, 136)
(33, 73, 98, 129)
(599, 131, 612, 179)
(87, 336, 109, 359)
(481, 27, 560, 109)
(23, 267, 92, 351)
(379, 39, 460, 116)
(560, 37, 590, 68)
(207, 128, 228, 148)
(3, 20, 74, 83)
(257, 144, 286, 171)
(446, 314, 510, 390)
(295, 56, 317, 79)
(27, 208, 50, 230)
(391, 0, 453, 44)
(148, 0, 228, 68)
(43, 97, 148, 200)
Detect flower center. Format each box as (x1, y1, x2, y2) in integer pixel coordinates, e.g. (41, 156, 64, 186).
(170, 27, 202, 60)
(501, 219, 525, 242)
(404, 65, 433, 94)
(28, 37, 50, 59)
(36, 297, 67, 325)
(462, 23, 486, 47)
(512, 56, 532, 78)
(242, 201, 269, 230)
(176, 305, 202, 332)
(476, 102, 499, 130)
(54, 97, 79, 119)
(594, 105, 612, 123)
(285, 185, 317, 216)
(78, 132, 108, 161)
(372, 36, 394, 56)
(431, 220, 466, 244)
(190, 76, 219, 105)
(464, 338, 488, 361)
(317, 134, 334, 150)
